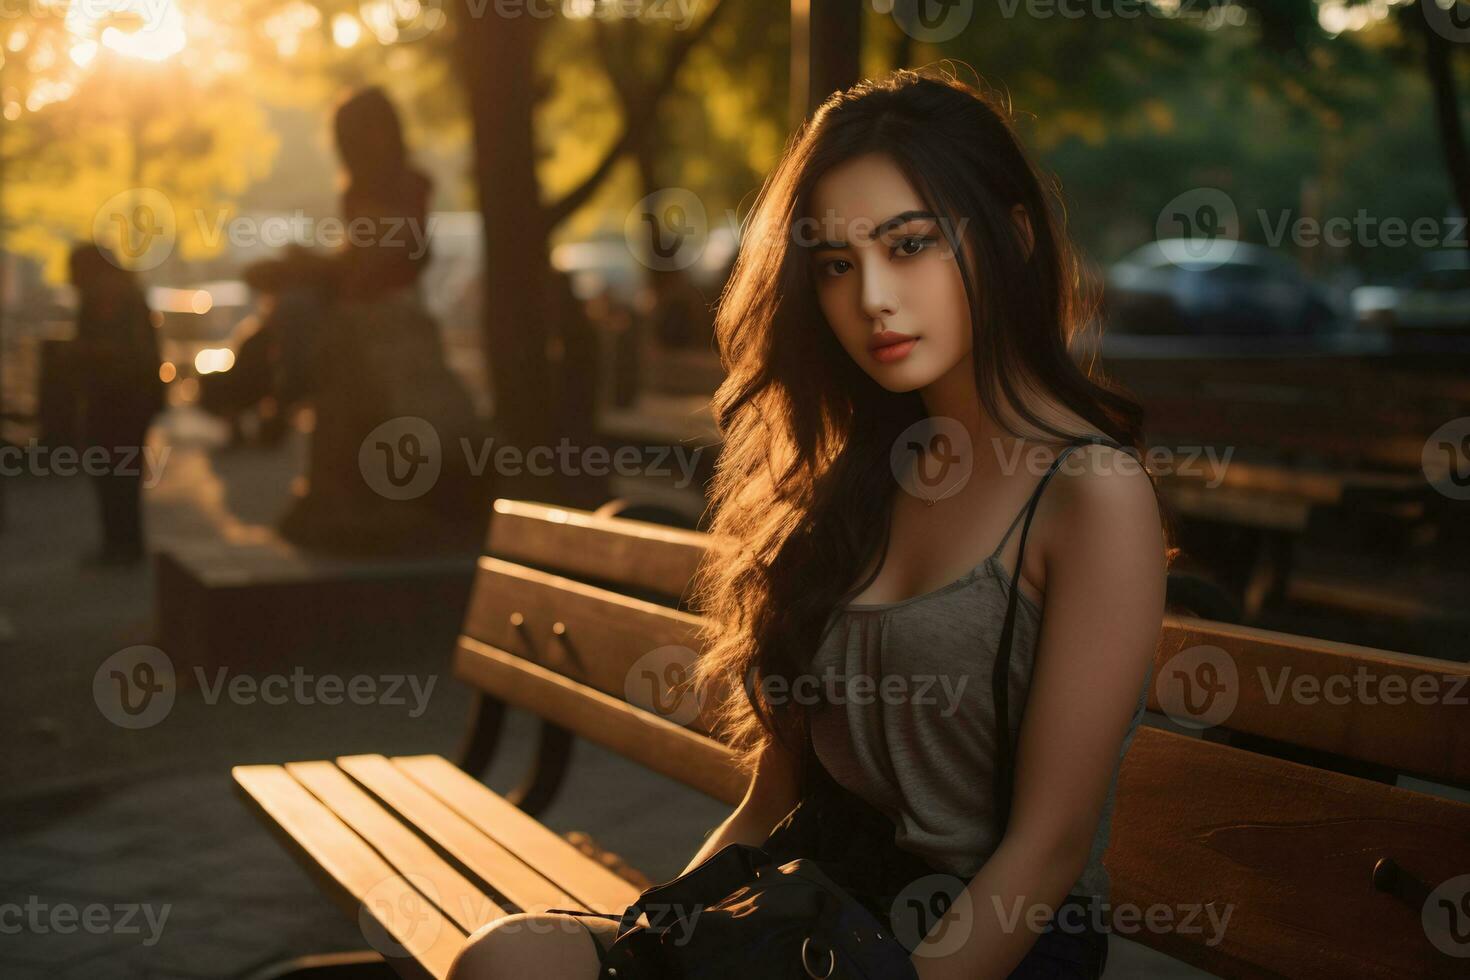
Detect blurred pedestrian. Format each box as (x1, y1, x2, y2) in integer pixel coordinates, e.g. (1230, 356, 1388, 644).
(68, 243, 163, 565)
(199, 245, 337, 445)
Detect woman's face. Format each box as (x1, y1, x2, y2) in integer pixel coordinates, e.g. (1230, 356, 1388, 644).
(807, 153, 975, 393)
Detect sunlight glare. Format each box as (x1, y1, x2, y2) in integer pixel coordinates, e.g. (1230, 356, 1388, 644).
(63, 0, 188, 63)
(69, 40, 98, 67)
(332, 14, 363, 48)
(264, 2, 321, 58)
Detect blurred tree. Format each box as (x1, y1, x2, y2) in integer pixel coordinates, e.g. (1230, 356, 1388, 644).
(897, 0, 1465, 278)
(0, 5, 279, 280)
(451, 0, 754, 504)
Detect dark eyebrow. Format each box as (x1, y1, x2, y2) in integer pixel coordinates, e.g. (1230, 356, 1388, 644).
(811, 209, 938, 250)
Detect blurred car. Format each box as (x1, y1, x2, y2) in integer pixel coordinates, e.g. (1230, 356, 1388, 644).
(550, 225, 738, 305)
(1351, 248, 1470, 336)
(148, 280, 253, 394)
(1104, 239, 1341, 337)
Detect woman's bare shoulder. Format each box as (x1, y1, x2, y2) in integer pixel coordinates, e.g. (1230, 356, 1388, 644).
(1038, 439, 1159, 565)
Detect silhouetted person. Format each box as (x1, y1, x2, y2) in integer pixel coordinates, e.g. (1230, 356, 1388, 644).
(69, 243, 163, 565)
(333, 86, 433, 300)
(276, 87, 480, 555)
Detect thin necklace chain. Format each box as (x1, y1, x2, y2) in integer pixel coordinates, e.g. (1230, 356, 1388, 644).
(910, 450, 967, 507)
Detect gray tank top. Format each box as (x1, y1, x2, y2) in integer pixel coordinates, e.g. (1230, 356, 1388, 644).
(807, 439, 1151, 901)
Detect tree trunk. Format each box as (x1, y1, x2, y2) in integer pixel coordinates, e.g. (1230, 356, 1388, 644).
(1421, 8, 1470, 239)
(452, 2, 730, 508)
(453, 6, 572, 502)
(790, 0, 862, 125)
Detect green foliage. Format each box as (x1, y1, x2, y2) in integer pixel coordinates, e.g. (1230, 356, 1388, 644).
(892, 1, 1463, 278)
(0, 0, 1458, 286)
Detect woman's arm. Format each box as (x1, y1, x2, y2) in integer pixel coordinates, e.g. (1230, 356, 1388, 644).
(680, 731, 802, 875)
(912, 447, 1166, 980)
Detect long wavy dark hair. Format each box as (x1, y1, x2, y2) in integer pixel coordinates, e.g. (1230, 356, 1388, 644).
(688, 67, 1177, 781)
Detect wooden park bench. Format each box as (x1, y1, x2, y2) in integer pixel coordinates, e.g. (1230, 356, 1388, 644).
(235, 498, 1470, 979)
(1096, 349, 1470, 633)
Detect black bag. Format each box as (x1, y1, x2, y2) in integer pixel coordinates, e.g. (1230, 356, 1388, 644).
(582, 839, 918, 980)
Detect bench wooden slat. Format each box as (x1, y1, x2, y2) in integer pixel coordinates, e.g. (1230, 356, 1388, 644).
(1159, 483, 1313, 532)
(286, 761, 504, 935)
(488, 499, 707, 601)
(1110, 726, 1470, 979)
(233, 765, 465, 980)
(463, 558, 722, 722)
(453, 637, 745, 806)
(1102, 354, 1463, 470)
(1157, 615, 1470, 787)
(1160, 459, 1426, 506)
(393, 754, 647, 914)
(1287, 573, 1455, 621)
(337, 753, 583, 914)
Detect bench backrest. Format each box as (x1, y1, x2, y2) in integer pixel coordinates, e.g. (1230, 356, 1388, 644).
(1101, 353, 1470, 471)
(463, 498, 1470, 978)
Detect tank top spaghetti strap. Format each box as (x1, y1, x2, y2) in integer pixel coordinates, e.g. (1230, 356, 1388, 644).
(808, 432, 1142, 903)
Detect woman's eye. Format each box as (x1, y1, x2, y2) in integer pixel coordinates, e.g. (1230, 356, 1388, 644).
(817, 238, 930, 278)
(896, 236, 932, 257)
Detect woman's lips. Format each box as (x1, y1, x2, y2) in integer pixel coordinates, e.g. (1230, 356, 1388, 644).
(870, 338, 918, 364)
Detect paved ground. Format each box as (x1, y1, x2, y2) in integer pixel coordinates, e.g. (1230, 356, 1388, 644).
(1, 407, 1207, 978)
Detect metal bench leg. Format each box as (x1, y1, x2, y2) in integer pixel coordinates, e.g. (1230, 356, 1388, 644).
(457, 691, 574, 819)
(505, 719, 575, 817)
(238, 950, 396, 979)
(458, 692, 509, 777)
(1241, 529, 1294, 622)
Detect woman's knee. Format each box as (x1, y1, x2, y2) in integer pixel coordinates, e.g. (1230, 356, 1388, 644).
(447, 912, 601, 980)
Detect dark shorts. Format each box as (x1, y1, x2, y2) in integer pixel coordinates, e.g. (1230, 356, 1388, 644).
(552, 753, 1108, 979)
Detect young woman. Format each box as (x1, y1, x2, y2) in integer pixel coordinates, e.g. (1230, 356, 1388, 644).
(449, 66, 1172, 980)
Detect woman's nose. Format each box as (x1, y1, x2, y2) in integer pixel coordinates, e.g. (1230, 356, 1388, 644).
(859, 263, 899, 321)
